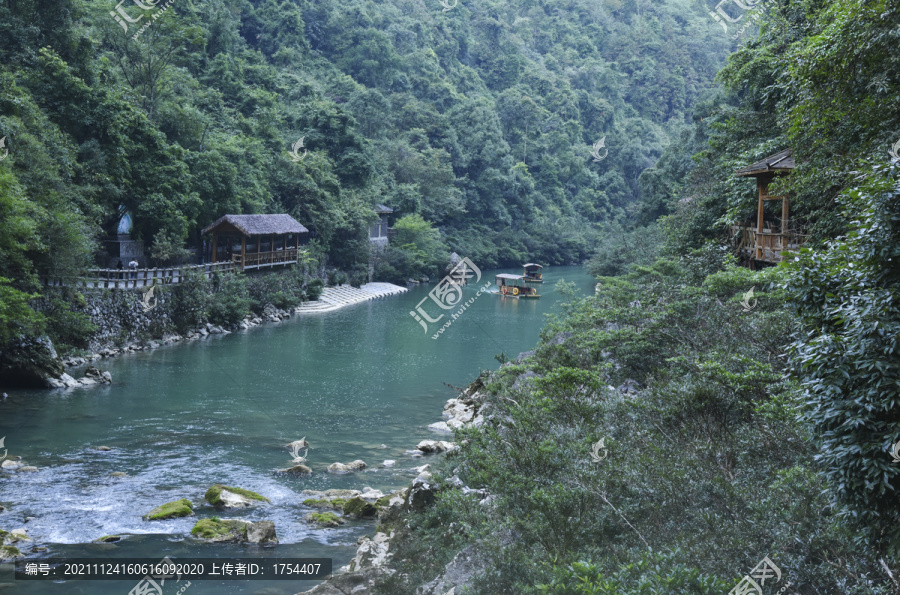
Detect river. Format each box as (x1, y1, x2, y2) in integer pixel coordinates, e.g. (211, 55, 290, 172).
(0, 266, 596, 593)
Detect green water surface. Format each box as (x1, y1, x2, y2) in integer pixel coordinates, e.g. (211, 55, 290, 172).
(0, 266, 595, 593)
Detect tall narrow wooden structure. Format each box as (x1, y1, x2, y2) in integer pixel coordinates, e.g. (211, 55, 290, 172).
(731, 149, 806, 264)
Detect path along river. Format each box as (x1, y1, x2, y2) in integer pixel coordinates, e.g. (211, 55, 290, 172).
(0, 266, 596, 594)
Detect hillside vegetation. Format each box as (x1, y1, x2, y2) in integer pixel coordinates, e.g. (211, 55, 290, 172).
(374, 0, 900, 593)
(0, 0, 730, 353)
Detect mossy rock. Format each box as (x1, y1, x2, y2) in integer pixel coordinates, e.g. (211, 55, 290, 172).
(305, 512, 344, 528)
(375, 494, 392, 507)
(143, 499, 194, 521)
(205, 484, 269, 508)
(190, 518, 249, 542)
(302, 498, 333, 509)
(94, 535, 123, 543)
(342, 496, 378, 519)
(0, 529, 28, 545)
(331, 498, 348, 508)
(0, 545, 21, 560)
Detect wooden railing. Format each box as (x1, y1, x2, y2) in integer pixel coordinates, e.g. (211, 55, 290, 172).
(42, 262, 236, 289)
(730, 226, 808, 263)
(231, 248, 299, 269)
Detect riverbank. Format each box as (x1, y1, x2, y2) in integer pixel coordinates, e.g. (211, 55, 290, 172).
(48, 283, 407, 383)
(296, 374, 493, 595)
(0, 268, 600, 594)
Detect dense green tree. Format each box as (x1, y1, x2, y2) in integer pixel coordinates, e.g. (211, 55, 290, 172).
(786, 161, 900, 553)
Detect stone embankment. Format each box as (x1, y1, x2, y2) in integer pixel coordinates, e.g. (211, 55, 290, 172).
(36, 283, 407, 389)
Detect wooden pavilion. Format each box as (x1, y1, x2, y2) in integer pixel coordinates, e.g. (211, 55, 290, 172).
(202, 214, 308, 271)
(730, 149, 807, 265)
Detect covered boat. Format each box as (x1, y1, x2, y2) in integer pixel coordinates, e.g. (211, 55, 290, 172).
(523, 263, 543, 283)
(495, 274, 540, 298)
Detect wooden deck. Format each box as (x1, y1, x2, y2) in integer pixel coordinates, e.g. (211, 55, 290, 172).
(730, 226, 807, 263)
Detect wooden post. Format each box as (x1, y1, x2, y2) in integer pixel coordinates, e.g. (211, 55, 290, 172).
(212, 232, 218, 263)
(757, 180, 766, 233)
(782, 195, 789, 234)
(241, 235, 246, 270)
(757, 179, 765, 260)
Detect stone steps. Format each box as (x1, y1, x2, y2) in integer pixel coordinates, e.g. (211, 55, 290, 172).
(295, 283, 408, 314)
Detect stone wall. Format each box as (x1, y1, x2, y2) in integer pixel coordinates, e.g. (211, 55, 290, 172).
(76, 286, 177, 352)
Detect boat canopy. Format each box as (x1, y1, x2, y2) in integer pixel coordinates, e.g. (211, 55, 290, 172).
(496, 274, 524, 280)
(523, 263, 543, 268)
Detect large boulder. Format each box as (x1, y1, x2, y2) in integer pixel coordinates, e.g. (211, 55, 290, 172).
(348, 531, 393, 571)
(296, 568, 383, 595)
(46, 373, 79, 389)
(427, 421, 452, 434)
(416, 440, 456, 454)
(246, 520, 278, 544)
(407, 476, 437, 512)
(0, 336, 65, 388)
(190, 519, 277, 543)
(442, 399, 475, 423)
(417, 544, 490, 595)
(342, 497, 378, 520)
(143, 499, 194, 521)
(375, 489, 409, 526)
(305, 512, 345, 528)
(84, 367, 112, 385)
(326, 460, 367, 474)
(204, 485, 269, 508)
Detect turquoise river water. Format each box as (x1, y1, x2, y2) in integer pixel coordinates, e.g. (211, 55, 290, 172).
(0, 266, 596, 594)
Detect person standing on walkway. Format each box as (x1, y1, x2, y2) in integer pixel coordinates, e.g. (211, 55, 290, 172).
(116, 259, 124, 280)
(128, 258, 139, 280)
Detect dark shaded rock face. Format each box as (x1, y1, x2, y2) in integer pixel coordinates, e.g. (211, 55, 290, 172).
(0, 336, 65, 388)
(407, 477, 436, 512)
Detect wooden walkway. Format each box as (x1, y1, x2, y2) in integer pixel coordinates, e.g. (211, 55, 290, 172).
(42, 262, 236, 289)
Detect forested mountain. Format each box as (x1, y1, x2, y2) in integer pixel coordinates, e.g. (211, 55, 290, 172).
(2, 0, 900, 592)
(366, 1, 900, 593)
(0, 0, 732, 343)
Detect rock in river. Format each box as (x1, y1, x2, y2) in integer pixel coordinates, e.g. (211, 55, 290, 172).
(144, 499, 194, 521)
(342, 497, 378, 520)
(416, 440, 457, 454)
(326, 460, 367, 474)
(276, 464, 312, 475)
(305, 512, 345, 528)
(191, 519, 277, 544)
(205, 484, 270, 508)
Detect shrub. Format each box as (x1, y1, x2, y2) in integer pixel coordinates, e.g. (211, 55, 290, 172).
(208, 273, 250, 326)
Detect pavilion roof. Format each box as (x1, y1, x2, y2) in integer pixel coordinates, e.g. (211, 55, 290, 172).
(735, 149, 794, 177)
(202, 214, 308, 236)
